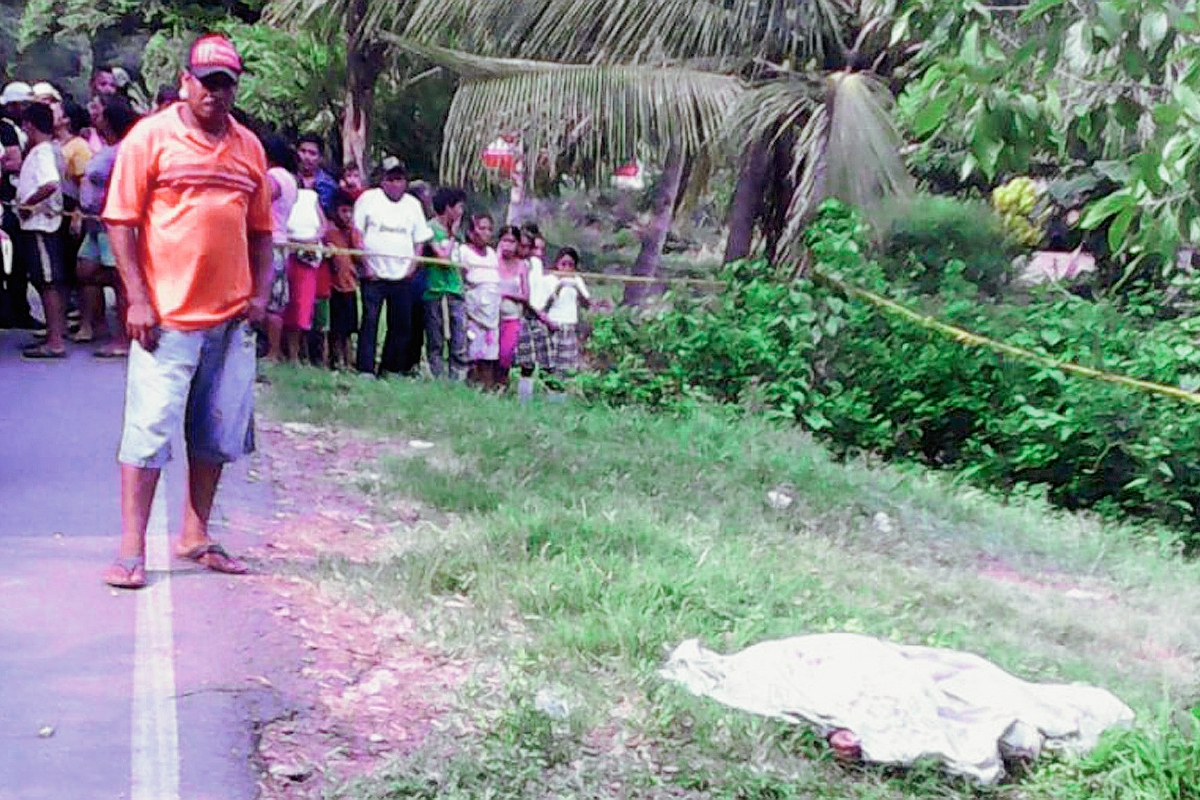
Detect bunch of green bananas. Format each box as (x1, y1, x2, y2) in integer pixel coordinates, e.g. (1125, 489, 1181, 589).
(992, 177, 1044, 247)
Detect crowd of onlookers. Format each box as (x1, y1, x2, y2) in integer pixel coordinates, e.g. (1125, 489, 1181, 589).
(0, 68, 590, 394)
(0, 69, 175, 358)
(261, 140, 592, 395)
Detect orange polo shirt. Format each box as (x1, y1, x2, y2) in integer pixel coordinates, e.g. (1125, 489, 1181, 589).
(102, 105, 273, 330)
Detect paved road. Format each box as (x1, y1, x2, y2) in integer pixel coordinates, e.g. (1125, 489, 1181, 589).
(0, 331, 288, 799)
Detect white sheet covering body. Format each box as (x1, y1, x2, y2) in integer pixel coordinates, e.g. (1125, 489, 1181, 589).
(660, 633, 1134, 784)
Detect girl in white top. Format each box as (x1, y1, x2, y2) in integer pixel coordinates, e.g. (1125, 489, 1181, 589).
(542, 246, 592, 374)
(282, 186, 328, 361)
(461, 214, 503, 388)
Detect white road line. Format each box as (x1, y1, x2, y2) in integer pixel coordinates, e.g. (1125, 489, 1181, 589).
(131, 479, 180, 800)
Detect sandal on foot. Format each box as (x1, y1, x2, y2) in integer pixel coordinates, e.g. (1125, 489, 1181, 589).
(22, 344, 67, 360)
(94, 347, 128, 359)
(176, 542, 248, 575)
(103, 557, 147, 589)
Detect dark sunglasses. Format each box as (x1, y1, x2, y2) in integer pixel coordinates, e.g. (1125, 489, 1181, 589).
(189, 71, 238, 92)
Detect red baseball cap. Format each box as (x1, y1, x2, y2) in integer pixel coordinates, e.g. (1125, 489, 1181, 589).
(187, 34, 243, 81)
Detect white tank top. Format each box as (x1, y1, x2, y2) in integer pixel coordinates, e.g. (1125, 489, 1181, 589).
(287, 188, 323, 242)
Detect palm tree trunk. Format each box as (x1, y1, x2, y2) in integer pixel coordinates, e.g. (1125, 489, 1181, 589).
(723, 136, 770, 263)
(623, 144, 684, 306)
(763, 132, 796, 264)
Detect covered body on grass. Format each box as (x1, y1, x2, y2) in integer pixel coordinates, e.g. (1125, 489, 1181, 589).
(661, 632, 1135, 784)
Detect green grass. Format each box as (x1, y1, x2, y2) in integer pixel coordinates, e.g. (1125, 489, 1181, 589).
(262, 366, 1200, 798)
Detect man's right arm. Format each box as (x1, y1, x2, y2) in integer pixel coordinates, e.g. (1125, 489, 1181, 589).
(109, 224, 159, 351)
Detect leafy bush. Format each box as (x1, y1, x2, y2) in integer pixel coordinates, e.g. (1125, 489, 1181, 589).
(579, 258, 831, 428)
(580, 202, 1200, 549)
(1027, 708, 1200, 800)
(874, 196, 1015, 296)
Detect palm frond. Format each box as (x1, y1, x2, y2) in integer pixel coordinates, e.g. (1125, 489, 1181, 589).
(725, 78, 825, 152)
(404, 0, 854, 66)
(389, 39, 745, 185)
(264, 0, 416, 39)
(820, 72, 913, 209)
(779, 70, 913, 257)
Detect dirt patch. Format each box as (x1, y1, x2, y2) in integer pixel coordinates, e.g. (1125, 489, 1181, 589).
(251, 575, 468, 798)
(237, 421, 467, 798)
(975, 555, 1115, 601)
(246, 421, 426, 563)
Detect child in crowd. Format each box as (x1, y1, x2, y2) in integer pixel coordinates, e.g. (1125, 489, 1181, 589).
(462, 213, 501, 388)
(338, 163, 365, 202)
(325, 190, 362, 370)
(542, 246, 591, 375)
(76, 93, 139, 357)
(423, 187, 468, 380)
(309, 235, 333, 367)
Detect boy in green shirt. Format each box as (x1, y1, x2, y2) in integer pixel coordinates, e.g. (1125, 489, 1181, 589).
(423, 187, 468, 380)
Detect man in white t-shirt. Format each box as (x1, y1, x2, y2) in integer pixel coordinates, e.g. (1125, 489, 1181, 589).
(352, 156, 432, 376)
(16, 101, 66, 359)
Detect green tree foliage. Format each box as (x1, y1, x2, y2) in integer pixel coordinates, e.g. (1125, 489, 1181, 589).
(140, 23, 344, 136)
(893, 0, 1200, 285)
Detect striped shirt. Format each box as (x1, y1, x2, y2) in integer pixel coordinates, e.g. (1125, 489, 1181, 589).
(102, 105, 272, 330)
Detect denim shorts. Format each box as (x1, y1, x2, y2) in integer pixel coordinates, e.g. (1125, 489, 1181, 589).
(78, 230, 116, 267)
(118, 319, 257, 468)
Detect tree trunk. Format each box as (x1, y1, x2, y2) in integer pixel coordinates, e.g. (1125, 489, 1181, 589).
(343, 1, 384, 172)
(623, 144, 685, 306)
(723, 136, 771, 263)
(763, 132, 797, 264)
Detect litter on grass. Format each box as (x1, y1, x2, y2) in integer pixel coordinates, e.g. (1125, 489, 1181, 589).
(660, 633, 1134, 784)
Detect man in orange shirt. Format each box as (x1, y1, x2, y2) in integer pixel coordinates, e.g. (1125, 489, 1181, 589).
(100, 33, 274, 589)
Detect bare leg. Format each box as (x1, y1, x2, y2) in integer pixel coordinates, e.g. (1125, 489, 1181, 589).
(316, 332, 328, 369)
(76, 259, 103, 340)
(80, 285, 100, 339)
(41, 286, 68, 351)
(178, 457, 223, 552)
(174, 457, 246, 573)
(95, 278, 130, 356)
(265, 314, 284, 361)
(329, 334, 349, 370)
(119, 464, 161, 559)
(284, 329, 302, 363)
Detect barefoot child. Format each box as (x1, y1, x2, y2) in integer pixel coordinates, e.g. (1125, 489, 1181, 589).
(324, 190, 361, 370)
(542, 246, 591, 376)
